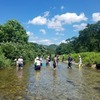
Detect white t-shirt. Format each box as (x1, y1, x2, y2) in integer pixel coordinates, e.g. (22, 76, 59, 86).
(79, 57, 82, 64)
(17, 58, 23, 64)
(35, 60, 41, 66)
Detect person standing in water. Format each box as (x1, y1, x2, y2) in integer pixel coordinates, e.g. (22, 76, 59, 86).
(48, 55, 51, 66)
(56, 55, 60, 65)
(17, 56, 24, 69)
(67, 54, 73, 68)
(46, 56, 49, 66)
(62, 55, 64, 62)
(53, 55, 57, 70)
(78, 55, 82, 67)
(40, 56, 43, 66)
(34, 57, 41, 70)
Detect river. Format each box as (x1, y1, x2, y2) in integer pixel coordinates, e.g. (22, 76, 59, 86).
(0, 61, 100, 100)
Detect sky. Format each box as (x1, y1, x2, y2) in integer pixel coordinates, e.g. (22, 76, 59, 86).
(0, 0, 100, 45)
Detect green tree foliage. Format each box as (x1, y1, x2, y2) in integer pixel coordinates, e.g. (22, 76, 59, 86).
(0, 47, 11, 68)
(56, 39, 75, 55)
(78, 21, 100, 52)
(0, 20, 28, 43)
(56, 21, 100, 54)
(46, 44, 58, 54)
(0, 20, 48, 68)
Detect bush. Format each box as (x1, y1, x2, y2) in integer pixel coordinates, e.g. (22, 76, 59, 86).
(0, 48, 11, 68)
(61, 52, 100, 66)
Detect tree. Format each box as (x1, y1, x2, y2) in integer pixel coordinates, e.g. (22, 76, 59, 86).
(0, 20, 28, 43)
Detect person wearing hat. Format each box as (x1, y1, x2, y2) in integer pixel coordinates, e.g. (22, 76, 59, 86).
(34, 57, 41, 70)
(17, 56, 24, 69)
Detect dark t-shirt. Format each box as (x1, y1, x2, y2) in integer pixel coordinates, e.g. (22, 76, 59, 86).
(68, 57, 72, 63)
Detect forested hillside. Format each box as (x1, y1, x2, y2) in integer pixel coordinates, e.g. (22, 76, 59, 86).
(56, 21, 100, 54)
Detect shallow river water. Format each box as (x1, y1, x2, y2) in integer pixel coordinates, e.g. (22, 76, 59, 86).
(0, 61, 100, 100)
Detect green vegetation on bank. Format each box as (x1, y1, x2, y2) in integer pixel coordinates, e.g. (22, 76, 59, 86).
(55, 21, 100, 66)
(0, 20, 48, 68)
(60, 52, 100, 66)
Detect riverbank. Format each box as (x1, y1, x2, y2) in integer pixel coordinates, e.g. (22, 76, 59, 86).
(60, 52, 100, 69)
(63, 60, 100, 70)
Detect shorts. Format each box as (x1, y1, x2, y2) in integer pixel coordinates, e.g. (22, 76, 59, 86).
(53, 63, 56, 68)
(18, 63, 23, 67)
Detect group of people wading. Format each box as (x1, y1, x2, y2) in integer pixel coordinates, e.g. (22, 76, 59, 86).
(34, 54, 82, 70)
(34, 55, 60, 70)
(15, 54, 82, 70)
(34, 55, 82, 70)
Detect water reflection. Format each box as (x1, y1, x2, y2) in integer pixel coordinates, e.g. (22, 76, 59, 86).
(79, 65, 82, 70)
(16, 67, 23, 80)
(35, 71, 41, 81)
(53, 69, 58, 80)
(78, 66, 83, 77)
(67, 68, 73, 74)
(17, 70, 23, 79)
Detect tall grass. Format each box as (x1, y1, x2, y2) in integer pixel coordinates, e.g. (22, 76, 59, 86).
(60, 52, 100, 66)
(0, 49, 11, 69)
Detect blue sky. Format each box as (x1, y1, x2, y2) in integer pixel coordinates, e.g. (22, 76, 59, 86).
(0, 0, 100, 45)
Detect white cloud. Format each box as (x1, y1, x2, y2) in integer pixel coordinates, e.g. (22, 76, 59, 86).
(56, 40, 67, 45)
(92, 12, 100, 22)
(27, 33, 66, 45)
(48, 19, 64, 31)
(53, 13, 87, 24)
(73, 23, 87, 31)
(61, 6, 64, 10)
(61, 40, 67, 43)
(27, 31, 53, 45)
(47, 12, 87, 31)
(56, 32, 64, 36)
(52, 38, 58, 41)
(44, 11, 50, 17)
(28, 16, 47, 25)
(34, 39, 54, 45)
(26, 31, 34, 36)
(27, 31, 38, 42)
(28, 12, 87, 32)
(40, 39, 53, 44)
(40, 29, 46, 34)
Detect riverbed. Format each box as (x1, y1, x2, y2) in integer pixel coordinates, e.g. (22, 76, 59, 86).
(0, 61, 100, 100)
